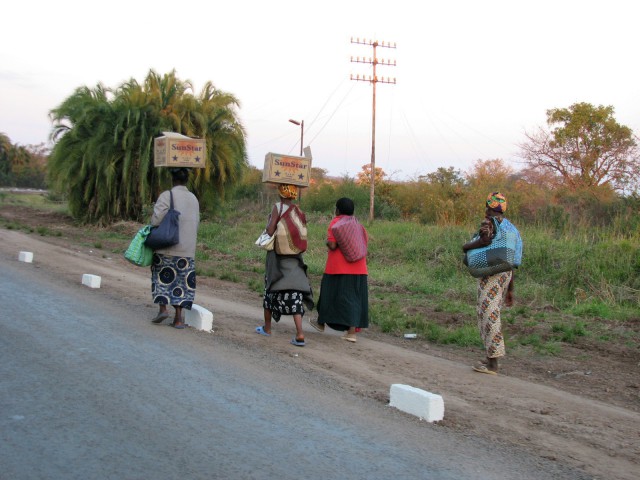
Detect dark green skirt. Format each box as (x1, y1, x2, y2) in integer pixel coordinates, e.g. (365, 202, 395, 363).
(317, 274, 368, 331)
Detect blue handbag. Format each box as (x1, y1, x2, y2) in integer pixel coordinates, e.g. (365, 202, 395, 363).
(145, 190, 180, 250)
(464, 217, 522, 278)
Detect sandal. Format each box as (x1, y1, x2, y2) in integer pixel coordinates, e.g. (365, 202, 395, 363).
(290, 337, 305, 347)
(472, 364, 497, 375)
(308, 318, 325, 332)
(151, 312, 170, 324)
(255, 326, 271, 336)
(342, 333, 357, 343)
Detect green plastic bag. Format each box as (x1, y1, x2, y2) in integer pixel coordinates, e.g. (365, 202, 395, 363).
(124, 225, 154, 267)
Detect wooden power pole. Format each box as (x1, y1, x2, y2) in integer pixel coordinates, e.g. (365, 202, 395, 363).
(350, 37, 396, 221)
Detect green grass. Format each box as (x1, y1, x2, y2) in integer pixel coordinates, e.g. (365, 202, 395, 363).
(1, 191, 69, 214)
(197, 206, 640, 353)
(551, 321, 588, 343)
(423, 322, 481, 347)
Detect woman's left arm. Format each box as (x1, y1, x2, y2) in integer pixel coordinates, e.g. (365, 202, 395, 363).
(326, 218, 338, 250)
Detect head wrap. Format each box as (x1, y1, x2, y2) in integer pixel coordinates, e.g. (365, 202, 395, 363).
(278, 184, 298, 200)
(486, 192, 507, 213)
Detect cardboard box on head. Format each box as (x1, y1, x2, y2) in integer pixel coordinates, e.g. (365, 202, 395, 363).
(154, 132, 206, 168)
(262, 147, 312, 187)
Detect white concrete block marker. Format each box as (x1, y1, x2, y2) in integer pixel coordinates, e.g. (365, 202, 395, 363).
(389, 384, 444, 422)
(19, 251, 34, 263)
(82, 274, 101, 289)
(185, 304, 214, 331)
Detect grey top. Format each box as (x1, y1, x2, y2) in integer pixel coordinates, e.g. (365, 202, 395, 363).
(151, 185, 200, 258)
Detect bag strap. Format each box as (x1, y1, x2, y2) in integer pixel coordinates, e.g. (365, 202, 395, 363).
(288, 204, 306, 224)
(278, 202, 300, 225)
(265, 202, 285, 230)
(169, 190, 174, 210)
(489, 216, 504, 240)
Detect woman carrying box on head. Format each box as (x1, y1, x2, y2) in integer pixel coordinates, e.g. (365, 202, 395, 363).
(149, 168, 200, 329)
(255, 183, 314, 346)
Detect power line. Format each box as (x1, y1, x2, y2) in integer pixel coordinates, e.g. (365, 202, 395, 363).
(307, 82, 357, 145)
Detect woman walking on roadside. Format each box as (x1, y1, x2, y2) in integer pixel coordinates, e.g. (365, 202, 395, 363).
(149, 168, 200, 329)
(310, 197, 369, 343)
(462, 192, 521, 374)
(255, 184, 313, 346)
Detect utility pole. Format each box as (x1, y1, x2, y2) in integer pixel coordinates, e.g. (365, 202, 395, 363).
(350, 37, 396, 221)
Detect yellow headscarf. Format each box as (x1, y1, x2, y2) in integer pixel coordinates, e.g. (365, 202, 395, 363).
(278, 184, 298, 200)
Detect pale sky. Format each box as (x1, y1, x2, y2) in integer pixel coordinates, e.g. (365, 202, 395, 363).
(1, 0, 638, 180)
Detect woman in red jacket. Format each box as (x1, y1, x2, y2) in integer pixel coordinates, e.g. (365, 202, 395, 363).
(310, 197, 369, 343)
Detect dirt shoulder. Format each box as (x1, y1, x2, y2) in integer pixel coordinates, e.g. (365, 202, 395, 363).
(0, 205, 639, 479)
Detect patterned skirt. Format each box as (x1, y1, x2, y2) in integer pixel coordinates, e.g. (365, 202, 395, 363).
(151, 253, 196, 309)
(263, 289, 307, 322)
(476, 270, 512, 358)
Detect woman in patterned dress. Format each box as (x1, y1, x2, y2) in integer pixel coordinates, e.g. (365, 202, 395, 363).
(462, 192, 517, 375)
(149, 168, 200, 329)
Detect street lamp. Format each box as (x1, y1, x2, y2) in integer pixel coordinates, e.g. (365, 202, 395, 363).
(288, 119, 304, 201)
(288, 119, 304, 157)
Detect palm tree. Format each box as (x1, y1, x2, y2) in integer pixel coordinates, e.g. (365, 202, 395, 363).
(191, 81, 247, 207)
(48, 70, 248, 223)
(49, 84, 119, 221)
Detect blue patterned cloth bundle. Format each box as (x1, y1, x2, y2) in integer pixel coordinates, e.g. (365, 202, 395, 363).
(464, 218, 522, 278)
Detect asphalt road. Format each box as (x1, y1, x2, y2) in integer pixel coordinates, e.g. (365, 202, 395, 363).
(0, 258, 588, 480)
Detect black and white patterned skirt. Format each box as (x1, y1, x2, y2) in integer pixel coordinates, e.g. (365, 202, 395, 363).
(151, 253, 196, 309)
(263, 289, 306, 322)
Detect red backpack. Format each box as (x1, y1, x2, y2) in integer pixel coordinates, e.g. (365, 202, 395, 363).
(331, 216, 367, 262)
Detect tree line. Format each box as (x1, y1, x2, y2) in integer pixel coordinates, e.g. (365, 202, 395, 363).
(4, 69, 639, 230)
(234, 103, 640, 233)
(0, 133, 48, 189)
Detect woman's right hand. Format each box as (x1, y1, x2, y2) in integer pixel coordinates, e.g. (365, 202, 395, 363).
(479, 218, 493, 237)
(504, 290, 514, 307)
(462, 219, 493, 251)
